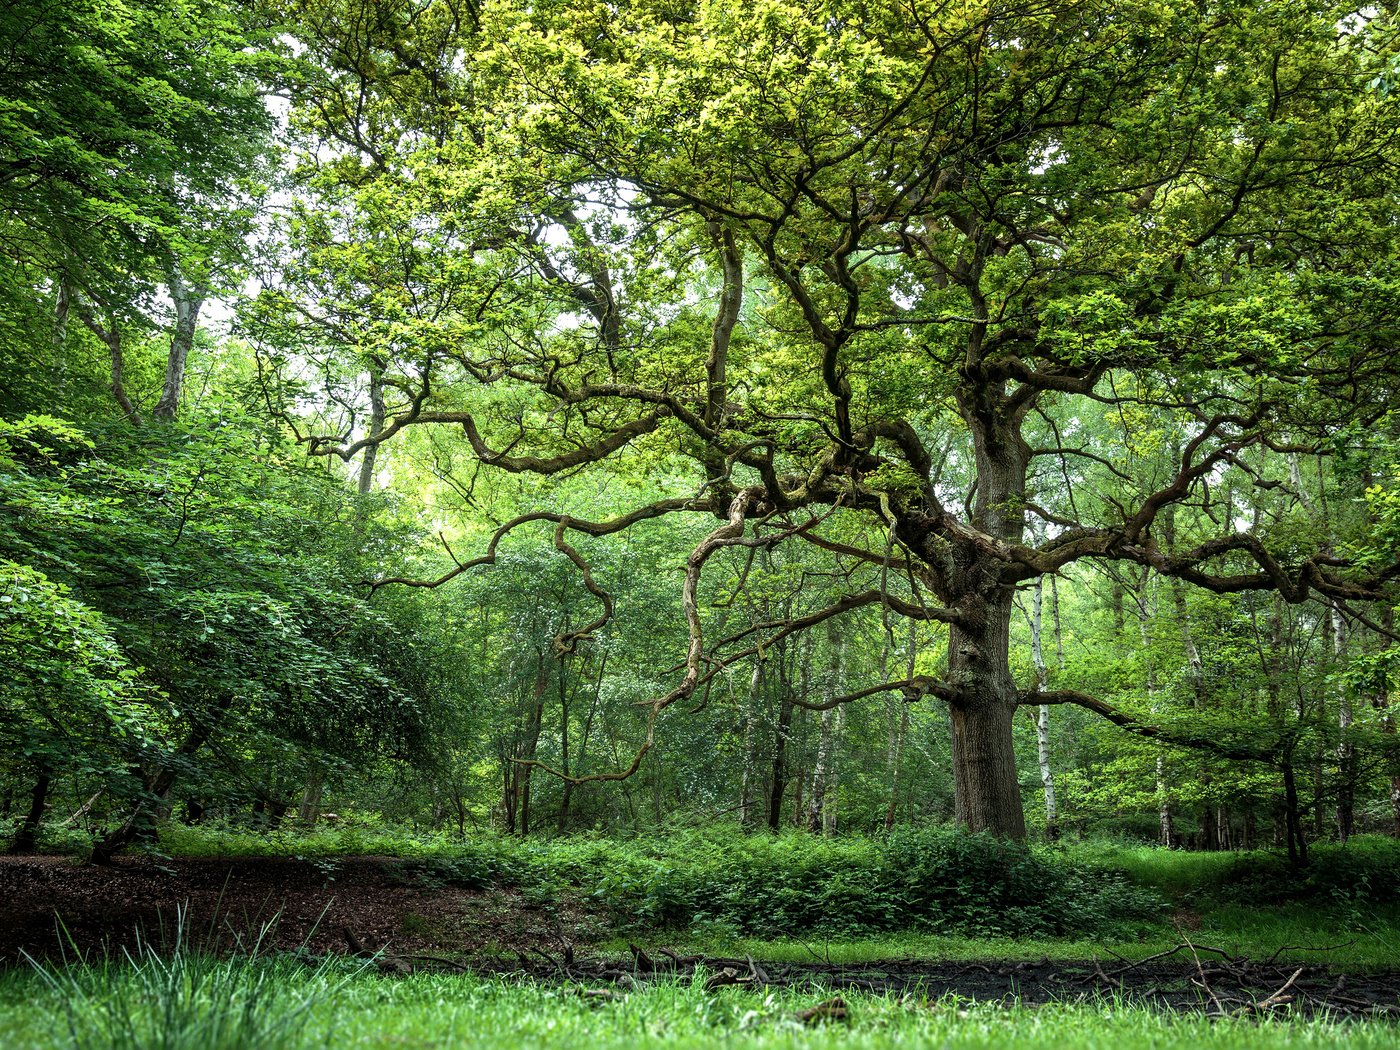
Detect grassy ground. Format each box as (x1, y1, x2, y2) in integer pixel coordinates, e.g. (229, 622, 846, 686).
(5, 828, 1396, 1047)
(136, 823, 1400, 969)
(611, 905, 1400, 970)
(1, 964, 1397, 1050)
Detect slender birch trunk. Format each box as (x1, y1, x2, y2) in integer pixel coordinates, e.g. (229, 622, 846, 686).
(885, 628, 911, 831)
(1331, 603, 1355, 842)
(356, 367, 387, 494)
(807, 621, 845, 835)
(154, 268, 206, 421)
(1030, 575, 1057, 839)
(1136, 575, 1175, 847)
(739, 655, 762, 831)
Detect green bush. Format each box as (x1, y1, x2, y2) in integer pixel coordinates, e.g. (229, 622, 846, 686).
(152, 822, 1169, 938)
(1207, 835, 1400, 908)
(565, 829, 1162, 938)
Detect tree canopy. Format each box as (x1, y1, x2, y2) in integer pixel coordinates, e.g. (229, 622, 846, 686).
(3, 0, 1400, 856)
(257, 0, 1400, 839)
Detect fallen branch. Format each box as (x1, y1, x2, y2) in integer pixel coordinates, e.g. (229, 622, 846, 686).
(1237, 967, 1303, 1015)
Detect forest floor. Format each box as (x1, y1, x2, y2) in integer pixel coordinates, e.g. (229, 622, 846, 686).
(0, 854, 595, 963)
(3, 853, 1398, 1019)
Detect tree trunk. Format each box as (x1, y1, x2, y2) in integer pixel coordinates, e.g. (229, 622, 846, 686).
(1050, 574, 1065, 671)
(739, 655, 762, 830)
(8, 770, 50, 854)
(52, 278, 71, 392)
(885, 628, 912, 831)
(154, 269, 205, 421)
(503, 651, 550, 835)
(1282, 757, 1308, 868)
(1330, 603, 1355, 842)
(516, 669, 547, 838)
(945, 583, 1025, 837)
(948, 697, 1023, 838)
(1134, 575, 1175, 847)
(559, 650, 603, 833)
(767, 690, 794, 832)
(91, 697, 232, 864)
(298, 765, 325, 824)
(937, 391, 1033, 839)
(884, 701, 910, 832)
(806, 621, 845, 835)
(1029, 575, 1058, 839)
(556, 658, 573, 833)
(356, 367, 387, 494)
(75, 301, 141, 424)
(517, 700, 543, 837)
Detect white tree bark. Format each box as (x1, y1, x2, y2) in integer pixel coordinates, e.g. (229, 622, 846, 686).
(154, 267, 206, 421)
(1136, 575, 1174, 847)
(1030, 575, 1057, 837)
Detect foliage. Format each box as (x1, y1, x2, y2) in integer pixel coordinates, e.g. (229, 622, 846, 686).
(0, 0, 274, 289)
(246, 0, 1400, 844)
(0, 409, 453, 852)
(4, 0, 1400, 866)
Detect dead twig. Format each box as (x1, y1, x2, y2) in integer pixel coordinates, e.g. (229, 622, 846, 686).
(1264, 941, 1354, 965)
(746, 954, 771, 985)
(1105, 944, 1190, 977)
(1236, 967, 1304, 1015)
(704, 965, 746, 991)
(1180, 931, 1225, 1016)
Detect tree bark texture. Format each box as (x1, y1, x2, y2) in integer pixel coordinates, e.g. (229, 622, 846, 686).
(154, 269, 205, 421)
(933, 405, 1031, 839)
(807, 620, 845, 835)
(1029, 575, 1058, 839)
(767, 689, 794, 832)
(7, 771, 49, 854)
(739, 655, 762, 831)
(356, 367, 387, 494)
(1330, 604, 1355, 842)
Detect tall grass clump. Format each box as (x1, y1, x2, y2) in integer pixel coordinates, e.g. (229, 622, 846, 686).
(27, 911, 356, 1050)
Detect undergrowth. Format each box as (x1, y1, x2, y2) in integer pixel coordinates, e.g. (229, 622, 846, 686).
(138, 823, 1400, 942)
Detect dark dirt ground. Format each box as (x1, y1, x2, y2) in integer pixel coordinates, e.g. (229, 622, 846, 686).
(0, 854, 597, 964)
(2, 854, 1398, 1018)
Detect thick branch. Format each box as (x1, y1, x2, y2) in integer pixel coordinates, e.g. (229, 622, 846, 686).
(462, 412, 661, 473)
(1028, 689, 1273, 763)
(791, 675, 955, 711)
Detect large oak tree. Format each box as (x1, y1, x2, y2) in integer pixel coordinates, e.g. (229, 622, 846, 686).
(264, 0, 1400, 838)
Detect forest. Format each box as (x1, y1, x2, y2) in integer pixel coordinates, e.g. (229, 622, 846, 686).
(3, 1, 1400, 1047)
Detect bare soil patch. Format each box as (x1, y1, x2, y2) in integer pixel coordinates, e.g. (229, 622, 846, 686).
(0, 854, 599, 963)
(500, 948, 1400, 1018)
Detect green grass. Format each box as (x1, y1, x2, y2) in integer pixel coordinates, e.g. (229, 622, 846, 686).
(1056, 839, 1254, 896)
(10, 909, 363, 1050)
(1, 966, 1396, 1050)
(605, 902, 1400, 970)
(7, 827, 1396, 1047)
